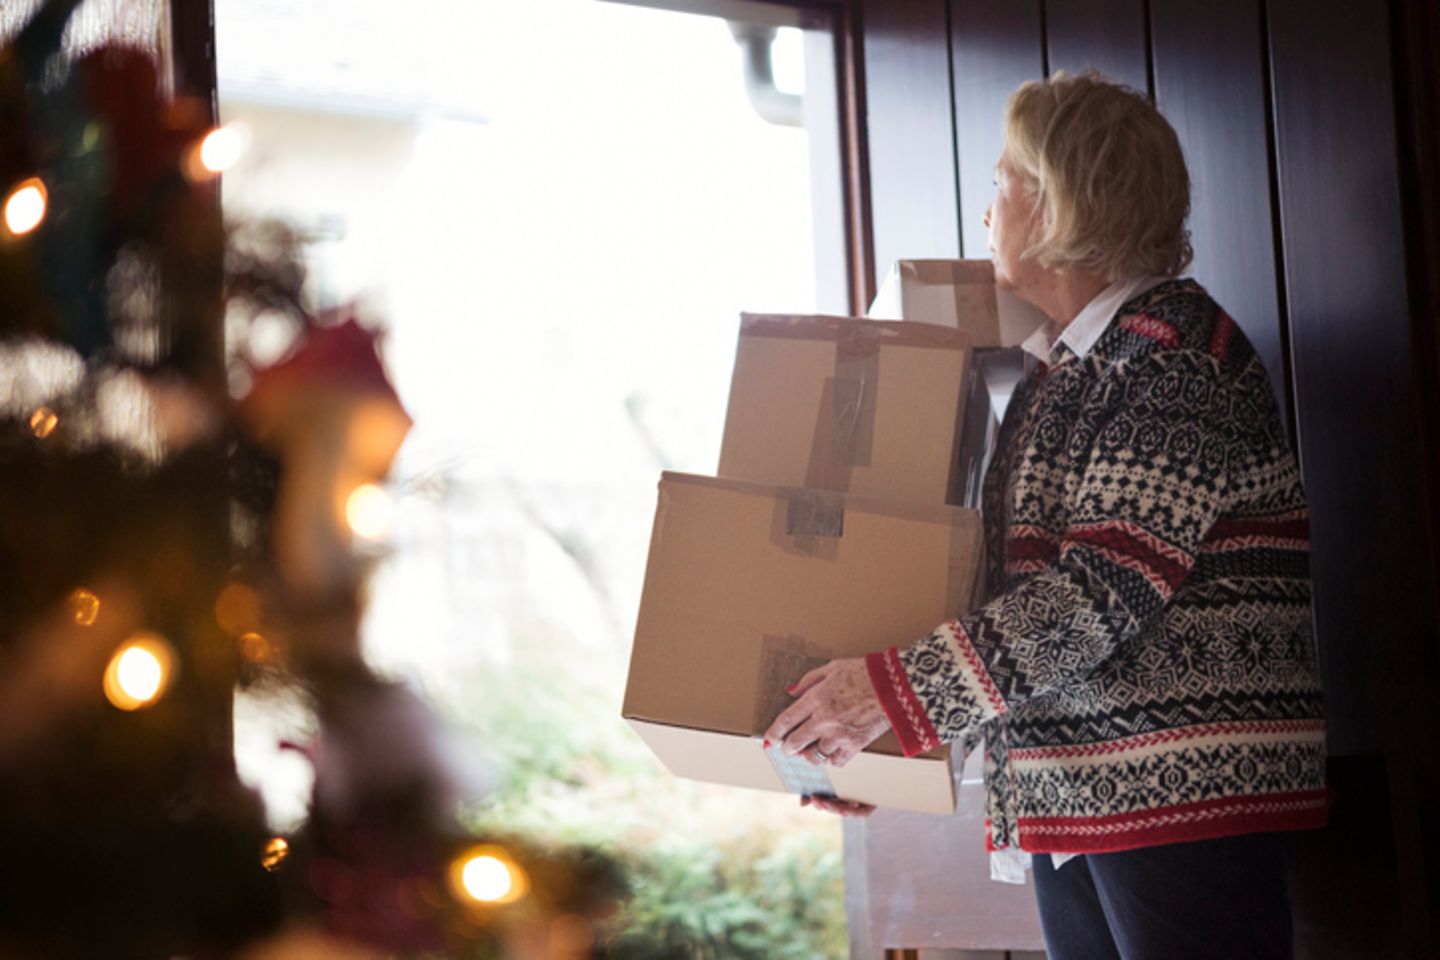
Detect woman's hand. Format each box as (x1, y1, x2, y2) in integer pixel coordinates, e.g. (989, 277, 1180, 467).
(800, 795, 876, 817)
(762, 657, 891, 768)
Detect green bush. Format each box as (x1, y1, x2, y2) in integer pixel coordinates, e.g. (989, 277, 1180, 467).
(610, 832, 845, 959)
(455, 661, 847, 958)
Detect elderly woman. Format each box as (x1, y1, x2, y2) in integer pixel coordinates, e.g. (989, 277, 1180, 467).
(764, 72, 1327, 959)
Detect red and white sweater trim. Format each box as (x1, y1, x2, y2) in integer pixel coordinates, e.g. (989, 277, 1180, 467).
(866, 647, 940, 756)
(1009, 790, 1332, 854)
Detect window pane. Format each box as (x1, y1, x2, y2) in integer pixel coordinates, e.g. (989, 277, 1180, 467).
(219, 0, 848, 953)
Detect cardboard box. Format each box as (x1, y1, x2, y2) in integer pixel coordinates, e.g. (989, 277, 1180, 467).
(869, 259, 1050, 349)
(623, 472, 985, 814)
(718, 314, 974, 505)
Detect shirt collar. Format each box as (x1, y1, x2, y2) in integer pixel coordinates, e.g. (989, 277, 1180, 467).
(1020, 275, 1168, 363)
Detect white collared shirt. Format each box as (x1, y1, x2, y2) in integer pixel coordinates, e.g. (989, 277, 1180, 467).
(1020, 275, 1169, 365)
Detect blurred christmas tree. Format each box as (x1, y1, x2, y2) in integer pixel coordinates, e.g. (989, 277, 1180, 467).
(0, 2, 623, 957)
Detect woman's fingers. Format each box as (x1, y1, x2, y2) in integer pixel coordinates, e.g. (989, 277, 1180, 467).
(827, 708, 894, 767)
(761, 664, 831, 747)
(764, 656, 893, 759)
(786, 663, 830, 699)
(781, 717, 824, 757)
(762, 695, 812, 749)
(800, 795, 876, 817)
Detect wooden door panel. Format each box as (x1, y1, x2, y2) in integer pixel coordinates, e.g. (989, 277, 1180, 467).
(1151, 0, 1289, 419)
(861, 0, 960, 290)
(1043, 0, 1148, 93)
(948, 0, 1045, 258)
(1268, 0, 1432, 754)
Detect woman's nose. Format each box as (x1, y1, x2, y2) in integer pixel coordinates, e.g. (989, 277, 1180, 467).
(982, 206, 991, 228)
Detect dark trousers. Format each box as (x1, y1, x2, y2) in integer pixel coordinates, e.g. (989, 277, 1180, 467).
(1031, 832, 1293, 960)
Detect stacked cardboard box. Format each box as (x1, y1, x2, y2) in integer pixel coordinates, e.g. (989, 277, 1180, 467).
(718, 314, 977, 503)
(623, 473, 981, 813)
(624, 307, 1005, 814)
(869, 258, 1049, 348)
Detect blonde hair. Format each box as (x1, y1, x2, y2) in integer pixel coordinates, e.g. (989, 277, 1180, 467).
(1003, 70, 1193, 280)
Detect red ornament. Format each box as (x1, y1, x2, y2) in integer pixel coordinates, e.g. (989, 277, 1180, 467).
(243, 316, 413, 598)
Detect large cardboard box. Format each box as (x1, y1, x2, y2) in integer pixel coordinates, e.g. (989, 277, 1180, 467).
(718, 314, 973, 505)
(869, 259, 1049, 348)
(623, 472, 984, 814)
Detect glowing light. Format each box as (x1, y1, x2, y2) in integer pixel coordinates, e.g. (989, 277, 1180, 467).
(450, 846, 528, 906)
(238, 631, 273, 664)
(198, 124, 248, 174)
(103, 632, 175, 711)
(463, 857, 513, 901)
(117, 649, 162, 699)
(260, 836, 289, 872)
(214, 582, 261, 635)
(345, 483, 394, 540)
(4, 177, 47, 236)
(69, 588, 100, 626)
(29, 406, 58, 438)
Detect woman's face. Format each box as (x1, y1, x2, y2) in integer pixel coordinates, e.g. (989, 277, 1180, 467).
(984, 153, 1042, 293)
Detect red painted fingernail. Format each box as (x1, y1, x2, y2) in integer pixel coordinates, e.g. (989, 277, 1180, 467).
(786, 684, 798, 694)
(762, 739, 772, 749)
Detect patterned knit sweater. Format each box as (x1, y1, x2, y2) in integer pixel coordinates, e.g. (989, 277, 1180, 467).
(866, 279, 1328, 854)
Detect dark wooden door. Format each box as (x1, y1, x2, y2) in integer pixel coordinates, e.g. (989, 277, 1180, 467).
(855, 0, 1440, 955)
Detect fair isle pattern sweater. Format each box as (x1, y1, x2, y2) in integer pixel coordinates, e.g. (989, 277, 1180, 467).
(866, 279, 1328, 854)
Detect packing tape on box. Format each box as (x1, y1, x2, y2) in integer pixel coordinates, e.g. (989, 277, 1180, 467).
(804, 327, 881, 492)
(771, 488, 845, 559)
(753, 633, 834, 733)
(764, 743, 837, 798)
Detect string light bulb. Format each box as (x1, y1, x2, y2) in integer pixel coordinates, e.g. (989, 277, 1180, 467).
(187, 123, 249, 179)
(29, 406, 58, 438)
(3, 177, 47, 236)
(345, 483, 394, 540)
(449, 845, 528, 906)
(69, 588, 101, 626)
(102, 632, 176, 711)
(238, 631, 273, 664)
(260, 837, 289, 872)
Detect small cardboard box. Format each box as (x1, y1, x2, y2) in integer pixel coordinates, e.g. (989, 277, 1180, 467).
(718, 314, 974, 505)
(869, 259, 1049, 349)
(623, 472, 984, 814)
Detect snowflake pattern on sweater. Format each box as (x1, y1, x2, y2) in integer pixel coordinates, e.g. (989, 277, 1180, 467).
(865, 280, 1328, 853)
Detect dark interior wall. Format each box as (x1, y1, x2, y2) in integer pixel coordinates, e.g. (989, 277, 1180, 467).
(858, 0, 959, 278)
(1267, 0, 1426, 760)
(856, 0, 1440, 955)
(1150, 0, 1290, 424)
(1044, 0, 1148, 91)
(949, 1, 1043, 261)
(1263, 1, 1439, 952)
